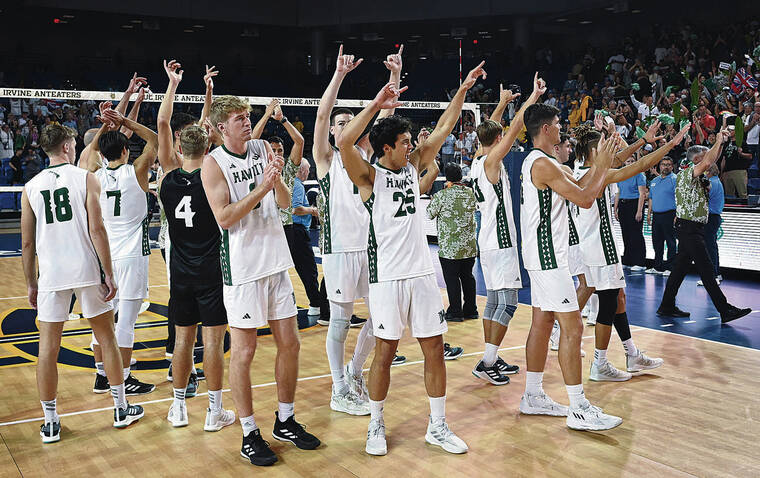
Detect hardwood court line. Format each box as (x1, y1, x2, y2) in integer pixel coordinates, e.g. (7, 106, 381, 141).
(0, 284, 170, 302)
(632, 318, 760, 352)
(0, 330, 620, 428)
(0, 431, 22, 477)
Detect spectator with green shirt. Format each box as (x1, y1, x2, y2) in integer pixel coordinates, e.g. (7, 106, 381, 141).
(658, 137, 751, 323)
(426, 163, 478, 322)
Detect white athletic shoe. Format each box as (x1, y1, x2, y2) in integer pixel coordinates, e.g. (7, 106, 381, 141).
(167, 402, 189, 427)
(581, 303, 590, 318)
(662, 270, 671, 276)
(626, 351, 664, 373)
(307, 306, 320, 316)
(67, 313, 82, 321)
(345, 363, 369, 400)
(586, 310, 597, 326)
(204, 408, 235, 432)
(549, 321, 560, 351)
(644, 268, 660, 274)
(519, 392, 569, 416)
(425, 417, 468, 454)
(567, 401, 623, 431)
(330, 387, 370, 416)
(589, 361, 632, 382)
(630, 265, 646, 272)
(139, 301, 150, 315)
(366, 418, 387, 456)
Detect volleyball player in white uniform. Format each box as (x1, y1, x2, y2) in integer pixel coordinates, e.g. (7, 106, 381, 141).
(85, 105, 158, 396)
(339, 64, 488, 456)
(22, 124, 144, 443)
(469, 76, 543, 385)
(571, 123, 684, 382)
(202, 95, 320, 466)
(519, 102, 623, 431)
(313, 45, 403, 415)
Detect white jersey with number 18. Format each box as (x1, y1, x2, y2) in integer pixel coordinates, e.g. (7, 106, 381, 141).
(25, 163, 102, 291)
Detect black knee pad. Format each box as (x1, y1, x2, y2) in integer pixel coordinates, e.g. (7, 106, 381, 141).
(595, 289, 619, 326)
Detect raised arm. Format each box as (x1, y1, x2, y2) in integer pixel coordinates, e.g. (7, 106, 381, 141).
(337, 82, 405, 199)
(693, 128, 728, 177)
(490, 83, 522, 124)
(252, 99, 278, 140)
(20, 189, 38, 308)
(198, 65, 218, 127)
(313, 45, 363, 174)
(612, 119, 664, 167)
(378, 44, 403, 120)
(483, 73, 545, 183)
(116, 73, 147, 116)
(607, 123, 689, 184)
(120, 86, 146, 140)
(84, 102, 116, 173)
(273, 105, 304, 166)
(85, 172, 117, 301)
(411, 61, 487, 172)
(157, 59, 183, 174)
(201, 152, 283, 229)
(103, 108, 158, 192)
(419, 158, 439, 194)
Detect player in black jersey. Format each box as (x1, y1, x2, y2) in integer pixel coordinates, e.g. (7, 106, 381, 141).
(158, 59, 235, 431)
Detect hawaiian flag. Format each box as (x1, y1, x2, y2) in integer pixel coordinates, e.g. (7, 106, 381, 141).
(731, 67, 758, 94)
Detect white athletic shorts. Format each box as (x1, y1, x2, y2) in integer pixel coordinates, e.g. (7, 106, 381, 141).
(113, 255, 149, 300)
(225, 270, 298, 329)
(37, 284, 113, 322)
(585, 262, 626, 291)
(322, 251, 369, 302)
(567, 244, 585, 277)
(480, 248, 522, 290)
(368, 274, 447, 340)
(528, 267, 579, 313)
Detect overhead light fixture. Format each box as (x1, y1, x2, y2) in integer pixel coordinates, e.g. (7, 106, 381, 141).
(192, 24, 204, 29)
(631, 9, 641, 13)
(419, 56, 427, 60)
(439, 33, 450, 37)
(62, 14, 75, 19)
(478, 31, 489, 35)
(121, 24, 134, 29)
(411, 34, 422, 38)
(183, 29, 194, 33)
(347, 35, 357, 40)
(130, 19, 142, 24)
(579, 20, 592, 24)
(498, 28, 509, 32)
(556, 18, 568, 22)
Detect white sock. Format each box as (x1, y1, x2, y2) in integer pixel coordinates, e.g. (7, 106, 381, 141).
(566, 384, 586, 409)
(95, 362, 106, 377)
(240, 415, 257, 436)
(330, 367, 347, 394)
(594, 348, 607, 365)
(40, 399, 58, 423)
(122, 367, 130, 381)
(208, 389, 222, 411)
(173, 388, 185, 408)
(429, 395, 446, 421)
(483, 343, 499, 367)
(110, 383, 127, 410)
(369, 399, 385, 421)
(622, 338, 638, 357)
(525, 371, 544, 395)
(278, 402, 294, 422)
(351, 316, 375, 375)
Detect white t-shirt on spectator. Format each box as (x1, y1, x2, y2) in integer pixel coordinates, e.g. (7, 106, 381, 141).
(616, 124, 631, 138)
(10, 99, 21, 116)
(545, 97, 558, 107)
(745, 113, 760, 145)
(608, 54, 626, 73)
(0, 129, 14, 159)
(654, 47, 668, 64)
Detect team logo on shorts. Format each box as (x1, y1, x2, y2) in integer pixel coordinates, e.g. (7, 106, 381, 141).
(242, 313, 252, 320)
(335, 289, 342, 295)
(561, 298, 570, 304)
(438, 310, 445, 324)
(291, 292, 296, 305)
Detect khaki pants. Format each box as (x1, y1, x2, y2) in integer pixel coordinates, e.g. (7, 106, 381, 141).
(723, 169, 747, 198)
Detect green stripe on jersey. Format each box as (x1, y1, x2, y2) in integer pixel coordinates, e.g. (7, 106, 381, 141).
(536, 188, 558, 270)
(492, 180, 512, 249)
(597, 194, 619, 265)
(318, 173, 332, 254)
(363, 193, 378, 284)
(567, 200, 579, 246)
(220, 229, 232, 286)
(141, 214, 150, 256)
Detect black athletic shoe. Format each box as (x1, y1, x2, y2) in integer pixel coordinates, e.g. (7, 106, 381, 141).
(113, 403, 144, 428)
(272, 412, 321, 450)
(392, 353, 406, 365)
(495, 357, 519, 375)
(40, 420, 61, 443)
(656, 306, 690, 318)
(241, 429, 278, 466)
(93, 373, 109, 394)
(445, 312, 464, 322)
(193, 368, 205, 381)
(472, 360, 510, 385)
(463, 312, 479, 320)
(124, 374, 155, 396)
(721, 306, 752, 324)
(443, 343, 463, 360)
(349, 315, 367, 328)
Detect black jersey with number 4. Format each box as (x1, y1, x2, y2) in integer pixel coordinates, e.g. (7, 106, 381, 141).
(160, 168, 222, 285)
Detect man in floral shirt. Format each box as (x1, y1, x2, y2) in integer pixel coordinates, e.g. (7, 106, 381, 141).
(658, 135, 751, 323)
(426, 163, 478, 322)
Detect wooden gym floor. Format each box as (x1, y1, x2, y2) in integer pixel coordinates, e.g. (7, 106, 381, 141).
(0, 250, 758, 477)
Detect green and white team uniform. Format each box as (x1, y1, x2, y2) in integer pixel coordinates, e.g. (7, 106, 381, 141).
(574, 167, 626, 291)
(95, 163, 150, 301)
(25, 164, 113, 322)
(364, 162, 446, 340)
(471, 154, 521, 290)
(210, 140, 297, 328)
(520, 149, 578, 312)
(318, 148, 370, 303)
